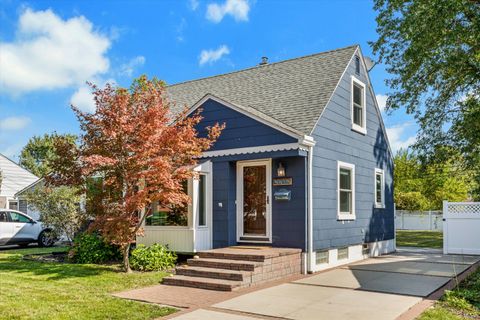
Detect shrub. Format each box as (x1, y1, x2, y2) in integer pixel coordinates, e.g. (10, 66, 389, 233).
(130, 244, 177, 271)
(69, 233, 121, 264)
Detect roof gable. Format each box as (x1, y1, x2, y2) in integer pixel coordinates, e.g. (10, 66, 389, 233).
(167, 45, 358, 135)
(0, 153, 38, 198)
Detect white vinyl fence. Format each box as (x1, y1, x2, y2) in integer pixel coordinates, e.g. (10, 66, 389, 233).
(443, 201, 480, 255)
(395, 210, 443, 231)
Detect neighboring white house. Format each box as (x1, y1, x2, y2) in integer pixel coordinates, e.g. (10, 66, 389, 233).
(0, 153, 39, 215)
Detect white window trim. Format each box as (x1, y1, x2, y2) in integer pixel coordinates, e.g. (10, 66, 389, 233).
(374, 168, 385, 208)
(351, 76, 367, 135)
(337, 161, 356, 220)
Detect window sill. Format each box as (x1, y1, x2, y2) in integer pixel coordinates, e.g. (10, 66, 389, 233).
(375, 204, 385, 209)
(337, 213, 356, 221)
(144, 226, 192, 230)
(351, 124, 367, 135)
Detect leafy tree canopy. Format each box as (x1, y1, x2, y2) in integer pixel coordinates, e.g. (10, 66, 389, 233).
(25, 185, 86, 243)
(19, 133, 77, 177)
(50, 76, 224, 272)
(394, 148, 473, 210)
(371, 0, 480, 197)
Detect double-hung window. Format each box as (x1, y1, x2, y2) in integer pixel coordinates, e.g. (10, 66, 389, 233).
(375, 168, 385, 208)
(351, 77, 366, 134)
(338, 161, 355, 220)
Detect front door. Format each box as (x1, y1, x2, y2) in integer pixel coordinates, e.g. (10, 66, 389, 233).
(237, 159, 272, 242)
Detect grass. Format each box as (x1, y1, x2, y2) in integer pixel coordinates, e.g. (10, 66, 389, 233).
(0, 246, 177, 320)
(396, 230, 443, 248)
(419, 267, 480, 319)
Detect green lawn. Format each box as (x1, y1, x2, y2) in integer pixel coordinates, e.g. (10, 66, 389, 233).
(396, 230, 443, 248)
(0, 246, 177, 320)
(419, 267, 480, 319)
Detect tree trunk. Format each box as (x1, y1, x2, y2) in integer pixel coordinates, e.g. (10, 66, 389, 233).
(123, 243, 132, 273)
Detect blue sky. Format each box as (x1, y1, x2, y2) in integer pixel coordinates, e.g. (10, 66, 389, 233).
(0, 0, 417, 161)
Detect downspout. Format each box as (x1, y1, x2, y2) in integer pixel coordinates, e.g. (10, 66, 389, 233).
(300, 135, 316, 274)
(307, 145, 314, 273)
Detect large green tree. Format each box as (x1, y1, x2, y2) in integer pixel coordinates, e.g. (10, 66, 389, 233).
(371, 0, 480, 197)
(19, 133, 77, 177)
(394, 149, 471, 210)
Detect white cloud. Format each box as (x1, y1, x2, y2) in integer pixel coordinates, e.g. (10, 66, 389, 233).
(376, 94, 388, 113)
(0, 116, 31, 131)
(386, 123, 417, 153)
(199, 45, 230, 65)
(70, 78, 116, 113)
(70, 85, 96, 113)
(206, 0, 250, 23)
(189, 0, 199, 10)
(119, 56, 146, 77)
(0, 8, 111, 94)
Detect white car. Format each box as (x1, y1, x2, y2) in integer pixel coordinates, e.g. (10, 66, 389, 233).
(0, 209, 55, 247)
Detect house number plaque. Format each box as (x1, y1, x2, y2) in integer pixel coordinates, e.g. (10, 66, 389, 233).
(273, 177, 293, 186)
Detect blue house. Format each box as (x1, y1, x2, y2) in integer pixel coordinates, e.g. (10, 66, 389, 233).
(138, 45, 394, 273)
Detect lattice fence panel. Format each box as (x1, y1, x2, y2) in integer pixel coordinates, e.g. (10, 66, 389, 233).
(447, 203, 480, 214)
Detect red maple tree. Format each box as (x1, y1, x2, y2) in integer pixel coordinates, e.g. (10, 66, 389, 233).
(51, 76, 223, 272)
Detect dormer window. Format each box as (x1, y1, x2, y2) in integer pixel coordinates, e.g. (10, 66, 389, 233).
(351, 76, 366, 134)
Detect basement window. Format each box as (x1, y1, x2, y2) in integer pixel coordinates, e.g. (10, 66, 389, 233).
(337, 247, 349, 261)
(315, 250, 329, 265)
(362, 244, 370, 256)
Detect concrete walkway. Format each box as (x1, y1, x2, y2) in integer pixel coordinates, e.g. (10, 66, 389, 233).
(116, 248, 480, 320)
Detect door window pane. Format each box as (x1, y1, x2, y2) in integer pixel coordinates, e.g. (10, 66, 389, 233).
(243, 165, 266, 236)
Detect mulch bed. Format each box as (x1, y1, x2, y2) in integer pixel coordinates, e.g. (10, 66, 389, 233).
(23, 252, 68, 263)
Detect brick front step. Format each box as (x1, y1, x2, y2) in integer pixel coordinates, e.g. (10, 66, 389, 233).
(164, 247, 303, 291)
(162, 275, 242, 291)
(176, 266, 246, 281)
(198, 248, 301, 262)
(187, 258, 261, 271)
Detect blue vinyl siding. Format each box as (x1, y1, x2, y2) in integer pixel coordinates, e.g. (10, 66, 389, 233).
(311, 52, 394, 251)
(195, 99, 297, 151)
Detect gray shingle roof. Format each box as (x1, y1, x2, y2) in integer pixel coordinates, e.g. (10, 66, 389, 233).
(167, 45, 358, 135)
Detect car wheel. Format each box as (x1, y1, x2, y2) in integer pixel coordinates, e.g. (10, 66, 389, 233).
(38, 230, 55, 247)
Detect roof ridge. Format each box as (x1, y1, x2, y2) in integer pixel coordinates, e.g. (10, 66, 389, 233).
(167, 44, 359, 88)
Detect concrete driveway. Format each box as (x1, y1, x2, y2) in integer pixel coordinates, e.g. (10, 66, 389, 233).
(172, 248, 479, 320)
